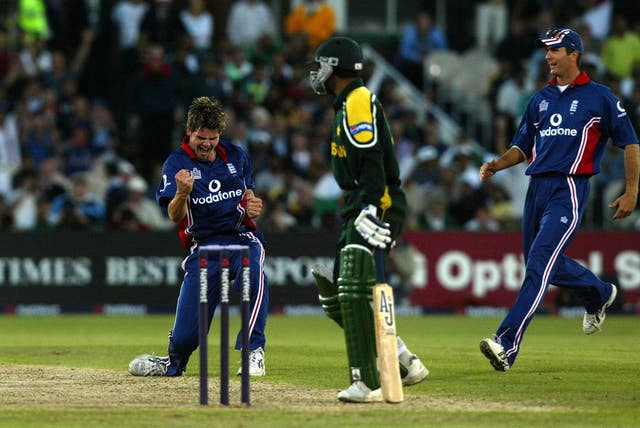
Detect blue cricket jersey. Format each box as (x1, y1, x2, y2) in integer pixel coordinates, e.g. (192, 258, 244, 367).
(156, 137, 257, 248)
(511, 71, 639, 176)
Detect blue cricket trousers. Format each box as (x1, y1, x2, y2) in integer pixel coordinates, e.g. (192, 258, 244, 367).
(166, 232, 268, 376)
(496, 175, 611, 366)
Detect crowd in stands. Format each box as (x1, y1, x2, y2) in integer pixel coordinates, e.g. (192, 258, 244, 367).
(1, 0, 639, 235)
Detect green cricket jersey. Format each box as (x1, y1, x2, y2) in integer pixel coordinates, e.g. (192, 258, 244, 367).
(330, 79, 407, 223)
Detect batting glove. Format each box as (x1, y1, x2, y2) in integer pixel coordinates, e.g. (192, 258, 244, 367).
(354, 204, 392, 249)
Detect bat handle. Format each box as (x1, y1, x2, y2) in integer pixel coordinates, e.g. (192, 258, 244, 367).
(374, 248, 385, 283)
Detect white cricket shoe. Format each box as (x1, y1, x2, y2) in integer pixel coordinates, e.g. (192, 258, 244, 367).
(337, 381, 383, 403)
(479, 337, 510, 371)
(236, 347, 265, 376)
(399, 351, 429, 386)
(128, 354, 169, 376)
(396, 336, 429, 386)
(583, 284, 618, 335)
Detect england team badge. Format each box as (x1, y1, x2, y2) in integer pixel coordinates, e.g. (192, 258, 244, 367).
(190, 168, 202, 179)
(539, 100, 549, 112)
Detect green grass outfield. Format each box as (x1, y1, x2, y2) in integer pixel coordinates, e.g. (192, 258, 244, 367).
(1, 314, 639, 427)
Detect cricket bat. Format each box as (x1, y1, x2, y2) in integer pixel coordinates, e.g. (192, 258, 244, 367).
(372, 250, 404, 403)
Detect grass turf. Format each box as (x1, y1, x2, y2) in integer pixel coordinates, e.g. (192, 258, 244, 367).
(1, 314, 638, 427)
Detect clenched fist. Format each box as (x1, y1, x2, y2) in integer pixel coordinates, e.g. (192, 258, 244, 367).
(244, 191, 263, 219)
(175, 169, 194, 195)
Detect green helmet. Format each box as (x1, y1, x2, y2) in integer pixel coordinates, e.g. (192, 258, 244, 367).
(310, 36, 363, 94)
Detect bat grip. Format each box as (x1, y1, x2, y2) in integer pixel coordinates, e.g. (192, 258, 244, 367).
(374, 248, 385, 283)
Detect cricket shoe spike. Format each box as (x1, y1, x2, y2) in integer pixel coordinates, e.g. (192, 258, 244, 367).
(337, 381, 383, 403)
(236, 347, 265, 376)
(583, 283, 618, 335)
(479, 337, 510, 371)
(128, 354, 169, 376)
(396, 336, 429, 386)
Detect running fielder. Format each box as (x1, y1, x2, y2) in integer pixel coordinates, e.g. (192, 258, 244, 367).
(479, 28, 639, 371)
(129, 97, 268, 377)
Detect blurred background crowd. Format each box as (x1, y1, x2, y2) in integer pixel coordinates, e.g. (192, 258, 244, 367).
(1, 0, 640, 234)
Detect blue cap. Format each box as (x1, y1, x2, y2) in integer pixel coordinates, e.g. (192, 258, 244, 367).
(536, 28, 583, 53)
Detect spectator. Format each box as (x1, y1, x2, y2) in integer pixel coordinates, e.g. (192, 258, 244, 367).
(448, 180, 486, 228)
(268, 111, 290, 158)
(494, 17, 536, 71)
(126, 44, 181, 180)
(452, 149, 482, 189)
(464, 206, 500, 231)
(110, 0, 150, 125)
(0, 195, 13, 230)
(475, 0, 508, 53)
(0, 99, 20, 197)
(281, 167, 314, 227)
(440, 133, 484, 168)
(246, 105, 273, 171)
(17, 34, 51, 78)
(420, 115, 448, 155)
(111, 202, 150, 231)
(495, 64, 531, 129)
(111, 0, 149, 52)
(418, 197, 452, 231)
(224, 44, 253, 85)
(396, 11, 448, 90)
(7, 167, 39, 230)
(103, 159, 132, 229)
(387, 236, 423, 304)
(21, 109, 57, 170)
(580, 0, 613, 41)
(38, 157, 70, 203)
(595, 142, 628, 228)
(226, 0, 276, 51)
(48, 172, 105, 228)
(407, 146, 441, 188)
(601, 15, 640, 80)
(284, 0, 336, 49)
(123, 175, 174, 230)
(0, 25, 13, 80)
(89, 99, 119, 157)
(141, 0, 185, 52)
(44, 0, 89, 56)
(243, 61, 271, 105)
(289, 130, 311, 176)
(40, 50, 73, 94)
(311, 165, 341, 229)
(179, 0, 214, 56)
(254, 154, 285, 200)
(186, 54, 231, 108)
(265, 199, 298, 231)
(62, 124, 93, 175)
(18, 0, 49, 42)
(483, 181, 515, 229)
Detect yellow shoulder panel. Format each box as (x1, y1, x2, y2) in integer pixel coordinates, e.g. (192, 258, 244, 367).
(345, 87, 375, 145)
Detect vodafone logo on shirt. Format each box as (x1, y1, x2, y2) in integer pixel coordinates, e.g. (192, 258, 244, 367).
(191, 180, 243, 205)
(539, 113, 578, 137)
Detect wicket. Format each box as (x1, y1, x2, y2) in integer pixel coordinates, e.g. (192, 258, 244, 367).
(198, 244, 251, 406)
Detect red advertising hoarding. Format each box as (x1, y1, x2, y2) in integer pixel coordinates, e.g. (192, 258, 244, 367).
(403, 231, 640, 311)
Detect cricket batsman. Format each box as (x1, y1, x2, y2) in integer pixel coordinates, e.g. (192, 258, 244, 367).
(309, 36, 429, 402)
